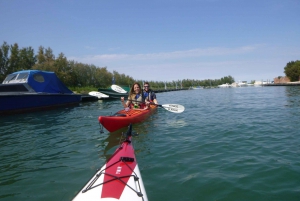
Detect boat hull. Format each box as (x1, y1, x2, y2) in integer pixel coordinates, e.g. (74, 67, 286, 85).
(98, 90, 128, 98)
(0, 93, 81, 115)
(99, 105, 156, 132)
(72, 136, 148, 201)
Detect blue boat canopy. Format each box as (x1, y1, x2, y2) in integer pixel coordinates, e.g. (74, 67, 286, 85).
(2, 70, 73, 94)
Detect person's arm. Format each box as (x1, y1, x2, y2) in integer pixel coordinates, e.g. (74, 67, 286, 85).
(152, 91, 158, 104)
(121, 97, 130, 108)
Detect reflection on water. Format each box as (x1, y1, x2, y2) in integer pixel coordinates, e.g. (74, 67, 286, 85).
(285, 86, 300, 107)
(100, 111, 159, 160)
(165, 119, 187, 128)
(101, 130, 123, 160)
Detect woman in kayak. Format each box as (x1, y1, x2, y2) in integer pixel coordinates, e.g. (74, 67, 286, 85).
(121, 82, 149, 110)
(143, 82, 158, 104)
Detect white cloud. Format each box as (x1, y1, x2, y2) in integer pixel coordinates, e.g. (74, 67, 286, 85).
(68, 44, 298, 82)
(70, 44, 263, 63)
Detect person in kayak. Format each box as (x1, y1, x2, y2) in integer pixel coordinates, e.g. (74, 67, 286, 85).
(143, 82, 158, 104)
(121, 82, 149, 110)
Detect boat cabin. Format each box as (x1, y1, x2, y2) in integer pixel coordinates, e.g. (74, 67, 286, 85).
(0, 70, 74, 94)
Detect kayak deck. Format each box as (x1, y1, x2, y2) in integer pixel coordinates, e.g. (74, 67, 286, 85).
(73, 125, 148, 201)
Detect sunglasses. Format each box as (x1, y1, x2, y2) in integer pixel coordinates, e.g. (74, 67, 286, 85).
(144, 86, 149, 88)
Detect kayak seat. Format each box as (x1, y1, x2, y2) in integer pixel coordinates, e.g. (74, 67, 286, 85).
(112, 113, 127, 117)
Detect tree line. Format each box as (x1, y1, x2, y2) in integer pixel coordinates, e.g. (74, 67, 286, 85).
(0, 42, 135, 88)
(1, 41, 236, 88)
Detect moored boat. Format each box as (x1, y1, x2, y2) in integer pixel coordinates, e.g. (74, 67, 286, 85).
(72, 124, 148, 201)
(0, 70, 81, 115)
(88, 91, 109, 99)
(99, 105, 157, 132)
(97, 90, 128, 99)
(98, 85, 129, 99)
(218, 83, 231, 88)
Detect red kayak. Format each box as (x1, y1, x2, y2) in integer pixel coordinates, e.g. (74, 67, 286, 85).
(73, 124, 148, 201)
(99, 105, 157, 132)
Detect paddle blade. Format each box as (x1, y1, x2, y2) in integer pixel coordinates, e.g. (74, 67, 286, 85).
(111, 84, 127, 93)
(161, 104, 185, 113)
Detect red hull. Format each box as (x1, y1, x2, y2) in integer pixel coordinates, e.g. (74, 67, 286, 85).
(98, 105, 156, 132)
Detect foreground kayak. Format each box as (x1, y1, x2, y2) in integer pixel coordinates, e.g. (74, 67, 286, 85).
(73, 124, 148, 201)
(99, 105, 157, 132)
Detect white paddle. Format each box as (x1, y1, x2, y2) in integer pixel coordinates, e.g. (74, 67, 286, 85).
(159, 104, 185, 113)
(88, 91, 109, 99)
(111, 84, 127, 94)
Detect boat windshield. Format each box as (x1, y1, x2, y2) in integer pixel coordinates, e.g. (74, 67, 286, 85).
(2, 73, 29, 84)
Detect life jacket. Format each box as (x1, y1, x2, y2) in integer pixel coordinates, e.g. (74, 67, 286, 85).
(143, 90, 156, 102)
(129, 93, 146, 109)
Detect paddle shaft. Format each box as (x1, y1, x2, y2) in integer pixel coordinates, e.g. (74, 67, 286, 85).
(125, 99, 185, 113)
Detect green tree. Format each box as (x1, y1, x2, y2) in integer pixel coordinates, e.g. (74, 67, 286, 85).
(37, 46, 46, 64)
(53, 53, 72, 85)
(284, 60, 300, 82)
(0, 42, 10, 80)
(94, 66, 112, 88)
(33, 47, 55, 72)
(8, 43, 20, 73)
(19, 47, 36, 70)
(45, 47, 55, 62)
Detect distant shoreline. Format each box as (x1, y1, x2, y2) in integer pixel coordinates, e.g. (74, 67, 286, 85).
(264, 81, 300, 86)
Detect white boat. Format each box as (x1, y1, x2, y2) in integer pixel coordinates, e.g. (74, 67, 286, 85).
(88, 91, 109, 99)
(231, 82, 239, 87)
(218, 83, 231, 88)
(237, 81, 247, 87)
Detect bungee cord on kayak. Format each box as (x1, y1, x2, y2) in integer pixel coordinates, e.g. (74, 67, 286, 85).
(81, 157, 144, 198)
(73, 124, 148, 201)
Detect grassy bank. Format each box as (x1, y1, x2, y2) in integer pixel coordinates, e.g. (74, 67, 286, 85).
(69, 86, 99, 94)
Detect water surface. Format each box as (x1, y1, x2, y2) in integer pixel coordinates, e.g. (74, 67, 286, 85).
(1, 86, 300, 200)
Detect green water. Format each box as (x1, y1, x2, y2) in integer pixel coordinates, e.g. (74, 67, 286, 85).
(1, 87, 300, 201)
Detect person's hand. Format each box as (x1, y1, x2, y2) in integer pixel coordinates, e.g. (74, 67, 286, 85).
(121, 97, 124, 102)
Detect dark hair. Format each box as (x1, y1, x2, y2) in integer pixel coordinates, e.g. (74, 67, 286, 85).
(144, 82, 150, 87)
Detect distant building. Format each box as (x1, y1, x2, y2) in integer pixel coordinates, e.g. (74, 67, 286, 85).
(274, 76, 290, 83)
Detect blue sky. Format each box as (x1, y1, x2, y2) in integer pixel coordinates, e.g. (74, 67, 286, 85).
(1, 0, 299, 82)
